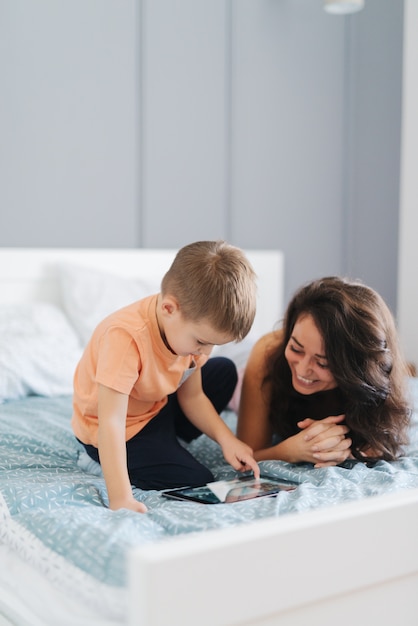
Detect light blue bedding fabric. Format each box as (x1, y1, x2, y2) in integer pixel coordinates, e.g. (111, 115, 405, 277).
(1, 379, 418, 616)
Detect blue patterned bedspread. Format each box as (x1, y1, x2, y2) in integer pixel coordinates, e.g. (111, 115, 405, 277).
(1, 379, 418, 620)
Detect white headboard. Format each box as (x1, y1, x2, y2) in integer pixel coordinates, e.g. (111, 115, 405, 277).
(0, 248, 284, 339)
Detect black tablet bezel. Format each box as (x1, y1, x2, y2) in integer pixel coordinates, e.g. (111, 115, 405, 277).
(161, 474, 298, 504)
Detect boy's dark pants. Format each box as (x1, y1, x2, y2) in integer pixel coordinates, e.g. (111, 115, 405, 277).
(82, 357, 237, 490)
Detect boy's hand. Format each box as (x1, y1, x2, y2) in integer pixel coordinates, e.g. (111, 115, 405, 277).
(109, 496, 148, 513)
(220, 435, 260, 479)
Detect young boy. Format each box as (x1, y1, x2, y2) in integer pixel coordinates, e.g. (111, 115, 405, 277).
(72, 241, 260, 513)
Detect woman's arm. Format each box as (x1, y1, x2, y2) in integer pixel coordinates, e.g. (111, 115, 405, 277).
(237, 333, 277, 452)
(97, 384, 147, 513)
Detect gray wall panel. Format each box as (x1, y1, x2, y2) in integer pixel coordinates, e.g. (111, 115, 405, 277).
(344, 0, 404, 312)
(0, 0, 139, 247)
(141, 0, 228, 247)
(230, 0, 345, 305)
(0, 0, 404, 313)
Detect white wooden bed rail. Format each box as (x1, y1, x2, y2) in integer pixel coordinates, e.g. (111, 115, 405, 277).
(129, 487, 418, 626)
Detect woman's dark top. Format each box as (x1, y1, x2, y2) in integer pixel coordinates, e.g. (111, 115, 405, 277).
(280, 387, 346, 440)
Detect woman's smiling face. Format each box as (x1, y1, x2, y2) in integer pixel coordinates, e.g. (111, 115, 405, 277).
(284, 313, 337, 395)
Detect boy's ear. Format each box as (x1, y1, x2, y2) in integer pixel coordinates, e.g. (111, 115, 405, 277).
(160, 294, 180, 316)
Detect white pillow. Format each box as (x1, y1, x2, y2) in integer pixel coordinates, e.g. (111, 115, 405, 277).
(58, 262, 255, 412)
(211, 335, 255, 371)
(0, 303, 83, 403)
(59, 263, 158, 345)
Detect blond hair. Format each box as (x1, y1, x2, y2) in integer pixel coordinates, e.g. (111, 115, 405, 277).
(161, 241, 257, 341)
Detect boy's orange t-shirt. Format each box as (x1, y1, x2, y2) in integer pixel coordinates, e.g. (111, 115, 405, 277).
(72, 294, 207, 447)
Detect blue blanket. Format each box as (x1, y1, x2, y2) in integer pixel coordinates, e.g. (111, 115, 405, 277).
(1, 380, 418, 619)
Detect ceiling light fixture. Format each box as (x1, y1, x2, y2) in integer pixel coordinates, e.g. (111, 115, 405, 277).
(324, 0, 364, 14)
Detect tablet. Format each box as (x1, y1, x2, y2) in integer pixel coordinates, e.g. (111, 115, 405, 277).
(161, 474, 298, 504)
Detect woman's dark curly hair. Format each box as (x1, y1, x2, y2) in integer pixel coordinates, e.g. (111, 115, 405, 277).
(264, 276, 411, 461)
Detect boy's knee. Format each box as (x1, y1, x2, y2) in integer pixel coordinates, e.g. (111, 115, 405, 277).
(208, 356, 238, 386)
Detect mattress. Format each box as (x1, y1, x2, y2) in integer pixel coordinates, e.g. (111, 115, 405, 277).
(1, 380, 418, 624)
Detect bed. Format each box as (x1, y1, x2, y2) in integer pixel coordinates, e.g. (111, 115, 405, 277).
(0, 247, 417, 626)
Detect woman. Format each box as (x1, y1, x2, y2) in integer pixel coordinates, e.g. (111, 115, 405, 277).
(237, 276, 411, 468)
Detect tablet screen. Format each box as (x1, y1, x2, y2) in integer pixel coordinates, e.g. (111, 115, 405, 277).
(162, 474, 297, 504)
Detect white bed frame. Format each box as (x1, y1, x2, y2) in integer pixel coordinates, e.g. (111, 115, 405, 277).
(0, 247, 418, 626)
(0, 247, 284, 342)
